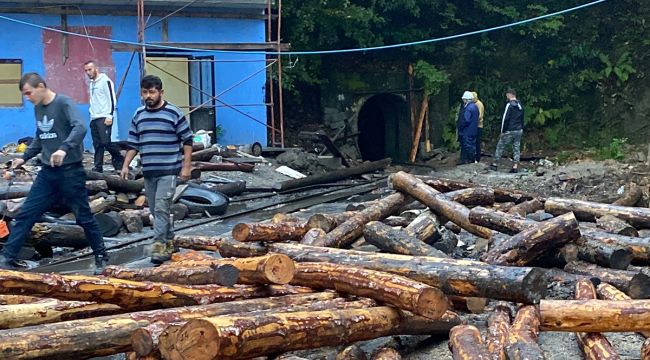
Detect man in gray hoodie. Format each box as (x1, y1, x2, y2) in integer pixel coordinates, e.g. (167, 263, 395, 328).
(84, 60, 124, 173)
(0, 73, 109, 273)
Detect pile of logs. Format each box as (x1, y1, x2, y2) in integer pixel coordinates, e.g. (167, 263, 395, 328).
(2, 170, 650, 359)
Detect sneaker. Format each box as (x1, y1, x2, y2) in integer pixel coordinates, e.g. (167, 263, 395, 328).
(510, 167, 519, 173)
(0, 255, 19, 271)
(94, 254, 110, 275)
(489, 164, 498, 171)
(150, 241, 176, 265)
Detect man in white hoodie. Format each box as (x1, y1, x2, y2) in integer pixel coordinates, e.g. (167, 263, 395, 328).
(84, 60, 124, 173)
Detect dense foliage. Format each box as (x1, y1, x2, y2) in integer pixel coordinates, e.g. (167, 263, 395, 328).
(280, 0, 649, 151)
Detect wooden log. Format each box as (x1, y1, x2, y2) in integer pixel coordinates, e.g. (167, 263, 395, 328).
(120, 210, 144, 233)
(0, 270, 301, 310)
(120, 209, 152, 226)
(363, 221, 448, 257)
(29, 223, 87, 249)
(89, 195, 117, 214)
(390, 172, 492, 239)
(507, 199, 544, 217)
(486, 304, 511, 360)
(337, 344, 368, 360)
(404, 209, 439, 243)
(468, 207, 532, 235)
(382, 216, 411, 227)
(0, 295, 44, 305)
(276, 158, 391, 191)
(417, 176, 537, 203)
(443, 187, 495, 207)
(540, 299, 650, 332)
(202, 180, 247, 197)
(0, 298, 122, 329)
(86, 179, 109, 194)
(596, 214, 639, 237)
(191, 161, 255, 172)
(301, 228, 327, 245)
(613, 182, 642, 207)
(564, 261, 650, 298)
(272, 213, 302, 224)
(505, 306, 545, 360)
(232, 221, 309, 242)
(574, 279, 619, 360)
(574, 236, 632, 270)
(481, 212, 581, 266)
(444, 221, 463, 234)
(596, 283, 650, 338)
(134, 194, 147, 207)
(102, 264, 240, 287)
(219, 239, 268, 258)
(447, 296, 488, 314)
(306, 212, 357, 232)
(448, 325, 490, 360)
(371, 348, 401, 360)
(175, 254, 295, 285)
(172, 235, 268, 257)
(643, 338, 650, 360)
(267, 243, 548, 303)
(291, 262, 448, 319)
(164, 306, 457, 360)
(171, 250, 216, 263)
(0, 293, 335, 359)
(191, 147, 223, 161)
(86, 170, 145, 193)
(316, 193, 410, 248)
(545, 197, 650, 228)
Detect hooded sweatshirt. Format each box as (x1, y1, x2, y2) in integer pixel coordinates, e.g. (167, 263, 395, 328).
(500, 99, 524, 133)
(88, 73, 116, 120)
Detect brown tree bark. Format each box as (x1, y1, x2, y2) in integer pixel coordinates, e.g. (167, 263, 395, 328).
(505, 306, 546, 360)
(120, 209, 152, 226)
(596, 283, 650, 338)
(29, 223, 88, 249)
(0, 298, 121, 329)
(102, 264, 240, 287)
(417, 176, 538, 203)
(0, 293, 335, 359)
(301, 228, 327, 245)
(481, 212, 581, 266)
(170, 250, 216, 263)
(597, 215, 639, 237)
(371, 348, 402, 360)
(363, 221, 448, 257)
(315, 193, 411, 248)
(337, 344, 368, 360)
(290, 262, 448, 319)
(448, 325, 490, 360)
(643, 338, 650, 360)
(443, 187, 495, 207)
(219, 239, 268, 258)
(85, 179, 109, 194)
(486, 304, 511, 360)
(163, 306, 457, 360)
(267, 243, 547, 303)
(174, 254, 296, 285)
(120, 210, 144, 233)
(276, 158, 391, 191)
(404, 209, 439, 243)
(306, 212, 357, 232)
(612, 183, 642, 207)
(507, 199, 544, 217)
(447, 296, 488, 314)
(382, 216, 412, 227)
(539, 299, 650, 332)
(545, 197, 650, 228)
(0, 295, 43, 305)
(191, 161, 255, 172)
(172, 235, 268, 257)
(468, 207, 533, 235)
(574, 236, 632, 270)
(86, 170, 145, 193)
(89, 195, 117, 214)
(573, 279, 620, 360)
(232, 221, 309, 242)
(390, 172, 492, 239)
(564, 261, 650, 298)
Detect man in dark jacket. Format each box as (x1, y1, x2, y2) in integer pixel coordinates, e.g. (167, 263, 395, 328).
(490, 88, 524, 173)
(458, 91, 479, 164)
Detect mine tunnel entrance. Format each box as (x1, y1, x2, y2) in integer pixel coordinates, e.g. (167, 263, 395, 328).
(357, 94, 411, 163)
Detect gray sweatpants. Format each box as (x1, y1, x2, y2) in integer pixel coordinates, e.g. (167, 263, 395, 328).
(494, 130, 523, 163)
(144, 175, 177, 243)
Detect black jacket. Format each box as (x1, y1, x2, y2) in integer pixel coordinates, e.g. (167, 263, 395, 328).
(500, 99, 524, 133)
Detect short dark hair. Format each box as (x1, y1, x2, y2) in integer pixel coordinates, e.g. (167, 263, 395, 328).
(19, 72, 47, 90)
(506, 88, 517, 96)
(84, 60, 97, 66)
(141, 75, 163, 90)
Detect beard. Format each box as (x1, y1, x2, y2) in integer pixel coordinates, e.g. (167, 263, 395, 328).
(145, 97, 162, 108)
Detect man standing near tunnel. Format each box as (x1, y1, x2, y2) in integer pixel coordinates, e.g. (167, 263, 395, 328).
(490, 88, 524, 173)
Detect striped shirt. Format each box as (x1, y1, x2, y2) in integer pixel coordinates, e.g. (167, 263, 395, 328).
(127, 101, 193, 177)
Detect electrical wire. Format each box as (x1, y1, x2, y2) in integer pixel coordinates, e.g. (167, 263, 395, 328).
(0, 0, 607, 56)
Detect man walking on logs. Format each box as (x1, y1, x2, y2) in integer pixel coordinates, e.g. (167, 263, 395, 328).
(84, 60, 125, 173)
(0, 73, 109, 273)
(489, 88, 524, 173)
(121, 75, 193, 264)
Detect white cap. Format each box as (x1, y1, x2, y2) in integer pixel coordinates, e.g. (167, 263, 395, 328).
(462, 91, 474, 100)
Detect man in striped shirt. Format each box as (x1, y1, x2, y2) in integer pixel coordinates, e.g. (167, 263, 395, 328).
(121, 75, 193, 264)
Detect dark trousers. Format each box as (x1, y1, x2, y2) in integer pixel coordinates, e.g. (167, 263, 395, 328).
(459, 135, 477, 164)
(90, 118, 124, 171)
(475, 127, 483, 162)
(1, 163, 106, 261)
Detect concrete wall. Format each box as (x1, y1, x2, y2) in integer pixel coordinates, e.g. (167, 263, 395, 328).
(0, 12, 267, 149)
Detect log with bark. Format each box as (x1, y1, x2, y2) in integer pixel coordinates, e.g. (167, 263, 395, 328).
(315, 193, 411, 248)
(0, 294, 43, 305)
(191, 147, 224, 161)
(202, 180, 247, 197)
(89, 195, 117, 214)
(120, 210, 144, 233)
(390, 172, 492, 239)
(0, 293, 334, 359)
(306, 212, 357, 232)
(574, 236, 632, 270)
(573, 279, 620, 360)
(276, 158, 391, 191)
(417, 176, 537, 203)
(170, 250, 216, 263)
(337, 344, 368, 360)
(486, 303, 511, 360)
(447, 296, 488, 314)
(597, 214, 639, 237)
(404, 209, 439, 243)
(101, 264, 240, 287)
(191, 161, 254, 172)
(372, 348, 402, 360)
(162, 306, 458, 360)
(219, 239, 268, 258)
(443, 187, 495, 207)
(539, 299, 650, 332)
(468, 207, 532, 235)
(0, 270, 300, 309)
(290, 262, 448, 319)
(363, 221, 448, 257)
(613, 183, 642, 207)
(29, 223, 88, 250)
(448, 325, 490, 360)
(507, 199, 544, 217)
(382, 216, 411, 227)
(596, 283, 650, 338)
(86, 180, 109, 194)
(119, 209, 152, 226)
(301, 228, 327, 245)
(172, 235, 268, 257)
(86, 170, 145, 193)
(545, 197, 650, 228)
(505, 306, 546, 360)
(0, 298, 122, 329)
(643, 338, 650, 360)
(564, 261, 650, 298)
(232, 221, 309, 242)
(480, 212, 580, 266)
(174, 254, 296, 285)
(268, 243, 547, 303)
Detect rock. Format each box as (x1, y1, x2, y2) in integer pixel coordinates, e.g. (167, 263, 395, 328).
(636, 152, 647, 163)
(536, 167, 546, 176)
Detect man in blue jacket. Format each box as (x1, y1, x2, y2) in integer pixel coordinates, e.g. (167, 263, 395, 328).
(490, 88, 524, 173)
(458, 91, 479, 164)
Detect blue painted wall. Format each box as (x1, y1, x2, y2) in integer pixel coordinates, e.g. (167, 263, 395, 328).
(0, 12, 267, 149)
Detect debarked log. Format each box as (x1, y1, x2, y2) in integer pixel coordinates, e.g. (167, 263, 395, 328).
(268, 243, 547, 303)
(291, 262, 448, 319)
(545, 197, 650, 228)
(539, 299, 650, 332)
(174, 254, 296, 285)
(0, 293, 336, 359)
(597, 283, 650, 338)
(0, 298, 121, 329)
(102, 264, 240, 287)
(232, 221, 309, 242)
(486, 303, 511, 360)
(390, 172, 492, 239)
(564, 261, 650, 299)
(505, 306, 545, 360)
(363, 221, 448, 257)
(448, 325, 490, 360)
(574, 279, 619, 360)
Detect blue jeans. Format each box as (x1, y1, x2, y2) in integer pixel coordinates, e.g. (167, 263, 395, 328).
(460, 135, 476, 164)
(1, 163, 106, 261)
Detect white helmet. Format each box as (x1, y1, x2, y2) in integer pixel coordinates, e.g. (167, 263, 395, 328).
(461, 91, 474, 100)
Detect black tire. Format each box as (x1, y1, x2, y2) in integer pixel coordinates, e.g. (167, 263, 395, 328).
(179, 186, 229, 215)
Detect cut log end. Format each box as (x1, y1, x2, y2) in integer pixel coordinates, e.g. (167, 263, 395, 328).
(609, 249, 633, 271)
(263, 254, 296, 285)
(170, 319, 219, 360)
(417, 287, 450, 320)
(131, 328, 155, 357)
(231, 223, 251, 242)
(214, 264, 241, 287)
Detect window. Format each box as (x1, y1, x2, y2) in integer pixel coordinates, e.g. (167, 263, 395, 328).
(0, 59, 22, 107)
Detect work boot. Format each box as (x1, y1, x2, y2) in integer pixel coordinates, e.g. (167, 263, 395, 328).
(150, 241, 176, 265)
(0, 254, 19, 271)
(94, 254, 110, 275)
